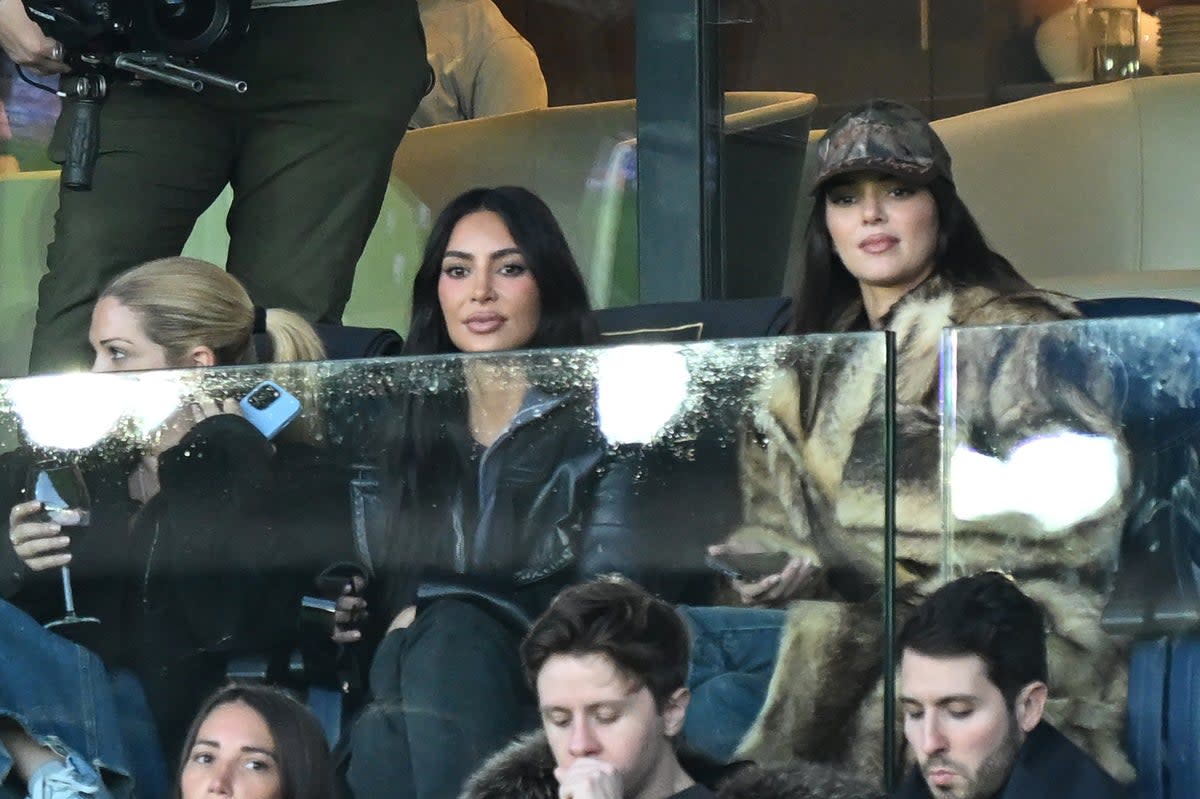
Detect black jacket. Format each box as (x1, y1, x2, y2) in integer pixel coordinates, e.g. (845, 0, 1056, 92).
(459, 730, 883, 799)
(0, 414, 355, 755)
(891, 721, 1129, 799)
(374, 389, 643, 631)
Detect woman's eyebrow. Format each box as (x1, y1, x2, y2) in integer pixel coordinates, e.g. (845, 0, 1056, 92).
(239, 746, 278, 761)
(444, 248, 523, 261)
(487, 248, 524, 260)
(194, 739, 279, 761)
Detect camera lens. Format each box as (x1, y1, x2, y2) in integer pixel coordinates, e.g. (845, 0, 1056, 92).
(151, 0, 215, 41)
(248, 384, 280, 410)
(138, 0, 249, 55)
(159, 0, 186, 18)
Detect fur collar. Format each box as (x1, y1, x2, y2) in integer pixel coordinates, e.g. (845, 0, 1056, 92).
(458, 731, 883, 799)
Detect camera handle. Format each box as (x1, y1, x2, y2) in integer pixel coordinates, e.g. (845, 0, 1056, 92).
(58, 73, 107, 191)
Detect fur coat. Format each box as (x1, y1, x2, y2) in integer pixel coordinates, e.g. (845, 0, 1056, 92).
(458, 731, 883, 799)
(724, 275, 1133, 782)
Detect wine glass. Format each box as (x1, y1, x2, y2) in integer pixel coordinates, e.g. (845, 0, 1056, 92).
(26, 462, 99, 628)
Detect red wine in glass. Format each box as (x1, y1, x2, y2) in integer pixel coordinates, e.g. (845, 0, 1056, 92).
(26, 463, 99, 628)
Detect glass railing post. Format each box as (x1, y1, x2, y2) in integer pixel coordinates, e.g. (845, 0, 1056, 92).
(635, 0, 724, 303)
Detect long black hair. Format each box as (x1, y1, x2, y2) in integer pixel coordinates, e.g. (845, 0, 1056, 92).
(175, 683, 334, 799)
(789, 176, 1032, 334)
(374, 188, 599, 606)
(404, 185, 597, 354)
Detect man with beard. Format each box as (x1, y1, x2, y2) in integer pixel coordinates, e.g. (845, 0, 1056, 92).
(893, 572, 1127, 799)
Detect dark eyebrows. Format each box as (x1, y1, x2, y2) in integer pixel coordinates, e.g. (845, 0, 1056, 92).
(539, 698, 630, 715)
(192, 740, 279, 762)
(442, 248, 524, 262)
(899, 694, 978, 707)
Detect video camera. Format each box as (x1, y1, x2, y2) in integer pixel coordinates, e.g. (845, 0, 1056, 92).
(21, 0, 251, 189)
(25, 0, 250, 57)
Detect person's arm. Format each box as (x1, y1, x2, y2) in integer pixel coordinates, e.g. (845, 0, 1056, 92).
(470, 35, 548, 118)
(711, 403, 832, 606)
(0, 0, 68, 73)
(947, 304, 1129, 541)
(0, 451, 67, 598)
(576, 445, 643, 581)
(719, 368, 827, 561)
(837, 292, 1129, 564)
(153, 412, 280, 649)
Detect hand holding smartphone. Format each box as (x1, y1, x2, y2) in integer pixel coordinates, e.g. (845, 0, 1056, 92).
(239, 380, 301, 440)
(705, 551, 792, 582)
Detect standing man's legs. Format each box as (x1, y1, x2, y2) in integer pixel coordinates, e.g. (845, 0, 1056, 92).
(223, 0, 428, 323)
(31, 82, 233, 373)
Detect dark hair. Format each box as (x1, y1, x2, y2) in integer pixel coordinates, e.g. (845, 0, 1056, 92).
(374, 188, 599, 595)
(897, 572, 1048, 707)
(404, 185, 598, 355)
(789, 176, 1033, 334)
(174, 683, 335, 799)
(521, 577, 690, 710)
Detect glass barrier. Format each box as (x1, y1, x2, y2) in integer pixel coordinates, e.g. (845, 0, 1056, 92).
(939, 313, 1200, 787)
(0, 333, 895, 796)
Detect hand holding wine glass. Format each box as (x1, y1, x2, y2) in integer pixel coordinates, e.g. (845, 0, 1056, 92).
(8, 499, 78, 572)
(15, 463, 98, 628)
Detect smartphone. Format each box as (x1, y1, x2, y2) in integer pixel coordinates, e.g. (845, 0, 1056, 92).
(704, 551, 792, 582)
(239, 380, 301, 440)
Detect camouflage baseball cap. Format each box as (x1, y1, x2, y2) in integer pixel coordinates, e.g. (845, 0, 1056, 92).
(809, 99, 953, 194)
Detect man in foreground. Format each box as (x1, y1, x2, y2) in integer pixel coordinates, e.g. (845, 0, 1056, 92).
(461, 576, 880, 799)
(894, 571, 1127, 799)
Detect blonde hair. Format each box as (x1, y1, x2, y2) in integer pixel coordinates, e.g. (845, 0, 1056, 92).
(100, 257, 326, 365)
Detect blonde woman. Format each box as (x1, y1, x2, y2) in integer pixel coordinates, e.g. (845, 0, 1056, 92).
(0, 258, 346, 799)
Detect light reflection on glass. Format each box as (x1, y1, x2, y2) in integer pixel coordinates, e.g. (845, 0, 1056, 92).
(9, 372, 185, 451)
(952, 431, 1124, 532)
(596, 344, 690, 445)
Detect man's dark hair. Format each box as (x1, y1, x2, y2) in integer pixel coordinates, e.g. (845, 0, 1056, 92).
(897, 572, 1048, 706)
(521, 577, 689, 710)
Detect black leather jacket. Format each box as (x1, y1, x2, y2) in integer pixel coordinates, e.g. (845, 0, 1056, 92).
(375, 388, 641, 630)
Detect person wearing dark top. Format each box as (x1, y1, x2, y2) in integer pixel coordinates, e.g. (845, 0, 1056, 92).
(891, 572, 1127, 799)
(461, 577, 882, 799)
(5, 0, 429, 375)
(336, 186, 642, 799)
(0, 258, 345, 799)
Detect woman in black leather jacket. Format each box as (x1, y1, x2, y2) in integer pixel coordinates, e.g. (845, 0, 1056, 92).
(339, 186, 640, 799)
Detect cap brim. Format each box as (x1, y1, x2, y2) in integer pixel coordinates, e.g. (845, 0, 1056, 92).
(809, 158, 938, 196)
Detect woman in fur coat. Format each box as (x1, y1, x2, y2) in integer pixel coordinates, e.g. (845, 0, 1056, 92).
(693, 100, 1132, 784)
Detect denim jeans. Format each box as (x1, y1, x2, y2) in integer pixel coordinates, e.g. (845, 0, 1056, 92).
(0, 600, 168, 799)
(678, 605, 786, 763)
